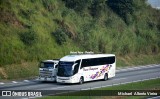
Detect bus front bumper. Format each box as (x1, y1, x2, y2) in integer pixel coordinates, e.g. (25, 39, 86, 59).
(56, 77, 78, 83)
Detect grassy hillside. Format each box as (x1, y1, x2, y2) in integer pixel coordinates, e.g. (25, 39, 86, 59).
(0, 0, 160, 80)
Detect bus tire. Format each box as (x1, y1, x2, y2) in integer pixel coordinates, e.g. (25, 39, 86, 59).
(79, 76, 84, 84)
(104, 73, 108, 81)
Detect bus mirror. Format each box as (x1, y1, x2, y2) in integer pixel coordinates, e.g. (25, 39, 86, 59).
(72, 63, 77, 70)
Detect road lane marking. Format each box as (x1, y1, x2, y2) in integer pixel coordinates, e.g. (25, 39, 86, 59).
(50, 86, 71, 90)
(35, 78, 39, 80)
(117, 64, 160, 72)
(40, 86, 71, 90)
(0, 82, 4, 84)
(12, 81, 18, 83)
(113, 78, 126, 80)
(24, 80, 30, 82)
(147, 96, 160, 99)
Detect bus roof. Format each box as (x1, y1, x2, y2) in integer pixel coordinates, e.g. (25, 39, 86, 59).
(60, 54, 115, 62)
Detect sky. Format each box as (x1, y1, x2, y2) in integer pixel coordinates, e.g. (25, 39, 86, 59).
(148, 0, 160, 8)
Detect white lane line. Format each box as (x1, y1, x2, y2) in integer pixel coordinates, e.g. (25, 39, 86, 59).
(12, 81, 18, 83)
(101, 84, 113, 88)
(24, 80, 30, 82)
(113, 78, 126, 81)
(50, 86, 71, 90)
(147, 96, 160, 99)
(35, 78, 39, 81)
(41, 86, 71, 90)
(81, 88, 91, 90)
(117, 64, 160, 72)
(119, 64, 160, 71)
(0, 82, 4, 84)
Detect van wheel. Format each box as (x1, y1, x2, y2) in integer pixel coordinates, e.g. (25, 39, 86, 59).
(104, 73, 108, 81)
(79, 77, 84, 84)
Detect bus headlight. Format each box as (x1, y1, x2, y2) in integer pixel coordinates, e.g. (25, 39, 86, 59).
(70, 76, 74, 79)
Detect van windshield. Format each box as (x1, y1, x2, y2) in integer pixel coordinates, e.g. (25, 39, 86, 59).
(39, 62, 54, 68)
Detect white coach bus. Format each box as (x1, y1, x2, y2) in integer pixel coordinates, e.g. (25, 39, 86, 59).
(56, 54, 116, 84)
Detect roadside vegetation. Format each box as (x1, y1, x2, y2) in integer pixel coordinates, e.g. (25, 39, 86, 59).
(0, 0, 160, 80)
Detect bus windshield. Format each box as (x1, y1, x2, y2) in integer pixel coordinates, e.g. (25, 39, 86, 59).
(39, 62, 54, 68)
(57, 61, 74, 77)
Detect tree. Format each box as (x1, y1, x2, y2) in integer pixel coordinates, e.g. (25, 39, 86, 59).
(107, 0, 135, 24)
(90, 0, 107, 17)
(62, 0, 92, 12)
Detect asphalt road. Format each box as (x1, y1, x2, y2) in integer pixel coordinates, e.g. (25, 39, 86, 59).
(0, 64, 160, 99)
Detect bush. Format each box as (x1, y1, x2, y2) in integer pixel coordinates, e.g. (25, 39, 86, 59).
(19, 31, 38, 45)
(42, 0, 55, 12)
(107, 0, 135, 24)
(90, 0, 106, 17)
(98, 38, 106, 53)
(19, 9, 34, 20)
(52, 28, 67, 45)
(62, 0, 92, 12)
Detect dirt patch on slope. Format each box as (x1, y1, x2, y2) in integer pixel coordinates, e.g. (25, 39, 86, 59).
(0, 67, 8, 79)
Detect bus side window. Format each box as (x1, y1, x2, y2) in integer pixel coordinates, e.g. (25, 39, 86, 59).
(81, 59, 86, 69)
(81, 59, 93, 68)
(109, 56, 115, 64)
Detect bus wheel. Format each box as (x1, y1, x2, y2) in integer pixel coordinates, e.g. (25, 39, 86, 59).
(104, 73, 108, 81)
(79, 77, 84, 84)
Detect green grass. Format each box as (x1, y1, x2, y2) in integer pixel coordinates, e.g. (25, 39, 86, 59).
(38, 79, 160, 99)
(117, 54, 160, 67)
(0, 0, 160, 80)
(0, 62, 38, 80)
